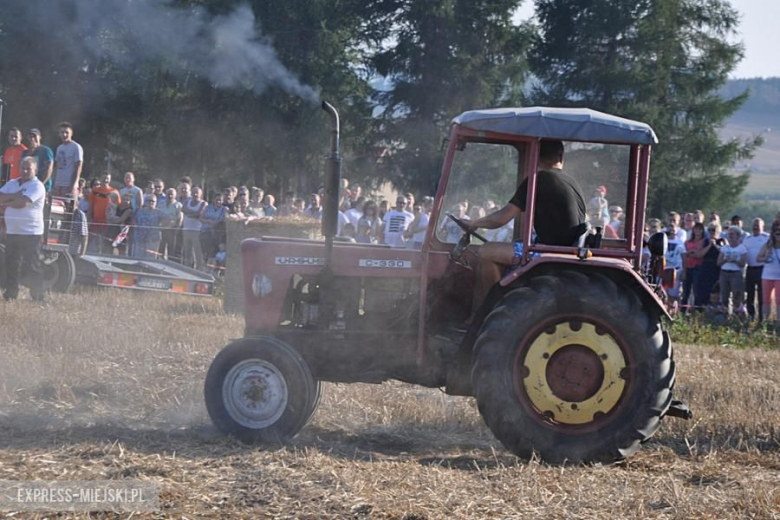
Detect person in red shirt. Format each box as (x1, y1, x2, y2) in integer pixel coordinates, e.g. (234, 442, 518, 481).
(88, 171, 119, 253)
(2, 127, 27, 185)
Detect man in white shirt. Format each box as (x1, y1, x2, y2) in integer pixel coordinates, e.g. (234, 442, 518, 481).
(665, 227, 685, 311)
(744, 217, 769, 321)
(665, 211, 687, 243)
(344, 197, 365, 232)
(383, 195, 414, 248)
(0, 157, 46, 300)
(53, 122, 83, 200)
(120, 171, 144, 215)
(405, 196, 433, 249)
(337, 211, 352, 237)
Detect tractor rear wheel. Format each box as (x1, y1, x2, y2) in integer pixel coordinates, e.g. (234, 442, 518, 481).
(205, 337, 317, 444)
(472, 270, 674, 464)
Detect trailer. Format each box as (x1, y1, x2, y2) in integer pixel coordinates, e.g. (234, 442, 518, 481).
(75, 254, 214, 295)
(0, 194, 215, 297)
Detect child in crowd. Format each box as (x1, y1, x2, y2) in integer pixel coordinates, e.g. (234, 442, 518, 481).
(587, 185, 609, 227)
(68, 194, 89, 257)
(717, 225, 748, 315)
(77, 178, 91, 215)
(107, 192, 132, 255)
(213, 243, 227, 276)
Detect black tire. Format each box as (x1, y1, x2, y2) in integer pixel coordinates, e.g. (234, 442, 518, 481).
(204, 337, 316, 444)
(42, 251, 76, 293)
(472, 270, 674, 464)
(301, 380, 323, 429)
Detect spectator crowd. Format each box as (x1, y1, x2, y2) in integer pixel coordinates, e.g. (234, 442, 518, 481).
(1, 124, 453, 277)
(582, 185, 780, 329)
(641, 210, 780, 330)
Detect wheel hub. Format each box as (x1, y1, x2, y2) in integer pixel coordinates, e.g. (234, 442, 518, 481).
(546, 344, 605, 402)
(518, 321, 626, 425)
(222, 359, 288, 429)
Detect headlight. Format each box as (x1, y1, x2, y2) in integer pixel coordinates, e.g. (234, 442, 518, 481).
(252, 274, 273, 298)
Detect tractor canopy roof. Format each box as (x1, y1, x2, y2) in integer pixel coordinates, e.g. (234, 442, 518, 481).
(452, 107, 658, 145)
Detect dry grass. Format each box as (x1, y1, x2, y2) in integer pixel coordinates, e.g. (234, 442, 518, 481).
(0, 288, 778, 519)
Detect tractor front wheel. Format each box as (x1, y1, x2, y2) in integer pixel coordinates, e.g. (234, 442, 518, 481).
(42, 250, 76, 293)
(472, 270, 674, 464)
(205, 337, 318, 444)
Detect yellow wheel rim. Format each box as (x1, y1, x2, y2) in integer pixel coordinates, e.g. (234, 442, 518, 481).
(520, 322, 626, 425)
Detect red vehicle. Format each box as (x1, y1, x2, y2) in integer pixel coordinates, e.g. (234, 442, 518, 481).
(205, 102, 688, 464)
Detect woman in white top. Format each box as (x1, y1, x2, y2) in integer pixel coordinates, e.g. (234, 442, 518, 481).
(757, 221, 780, 328)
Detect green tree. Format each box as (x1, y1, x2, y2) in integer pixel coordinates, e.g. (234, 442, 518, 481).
(529, 0, 761, 217)
(372, 0, 534, 195)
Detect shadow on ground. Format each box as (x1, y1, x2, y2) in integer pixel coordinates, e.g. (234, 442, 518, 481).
(0, 414, 502, 464)
(0, 412, 775, 468)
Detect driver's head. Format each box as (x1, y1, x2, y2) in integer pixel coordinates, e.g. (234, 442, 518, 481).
(539, 139, 564, 168)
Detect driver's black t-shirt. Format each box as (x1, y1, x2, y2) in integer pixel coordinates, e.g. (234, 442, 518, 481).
(509, 168, 587, 246)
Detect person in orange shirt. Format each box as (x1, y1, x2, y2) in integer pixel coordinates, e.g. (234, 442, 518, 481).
(2, 127, 27, 185)
(88, 171, 119, 253)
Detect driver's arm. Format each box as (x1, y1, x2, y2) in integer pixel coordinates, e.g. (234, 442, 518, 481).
(468, 203, 521, 230)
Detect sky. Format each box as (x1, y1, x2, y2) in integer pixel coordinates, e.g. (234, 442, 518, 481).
(514, 0, 780, 79)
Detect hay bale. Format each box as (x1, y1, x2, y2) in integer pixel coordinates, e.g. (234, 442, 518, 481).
(223, 218, 322, 313)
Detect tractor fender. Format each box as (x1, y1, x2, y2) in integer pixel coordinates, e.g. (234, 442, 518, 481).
(499, 254, 671, 320)
(445, 254, 670, 397)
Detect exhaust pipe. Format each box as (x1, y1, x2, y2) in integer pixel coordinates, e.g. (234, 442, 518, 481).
(321, 101, 341, 272)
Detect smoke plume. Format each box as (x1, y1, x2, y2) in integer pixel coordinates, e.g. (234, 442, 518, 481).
(68, 0, 320, 103)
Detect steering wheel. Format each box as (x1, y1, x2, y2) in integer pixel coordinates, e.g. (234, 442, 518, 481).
(446, 213, 488, 269)
(446, 213, 488, 243)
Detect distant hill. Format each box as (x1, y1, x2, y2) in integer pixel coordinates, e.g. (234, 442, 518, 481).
(721, 78, 780, 127)
(720, 77, 780, 197)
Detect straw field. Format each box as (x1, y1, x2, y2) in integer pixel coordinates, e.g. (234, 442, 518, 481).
(0, 288, 778, 519)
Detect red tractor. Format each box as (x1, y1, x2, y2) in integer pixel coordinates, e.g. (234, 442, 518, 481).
(205, 102, 688, 464)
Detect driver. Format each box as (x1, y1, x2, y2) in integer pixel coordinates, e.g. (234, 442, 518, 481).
(465, 139, 586, 313)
